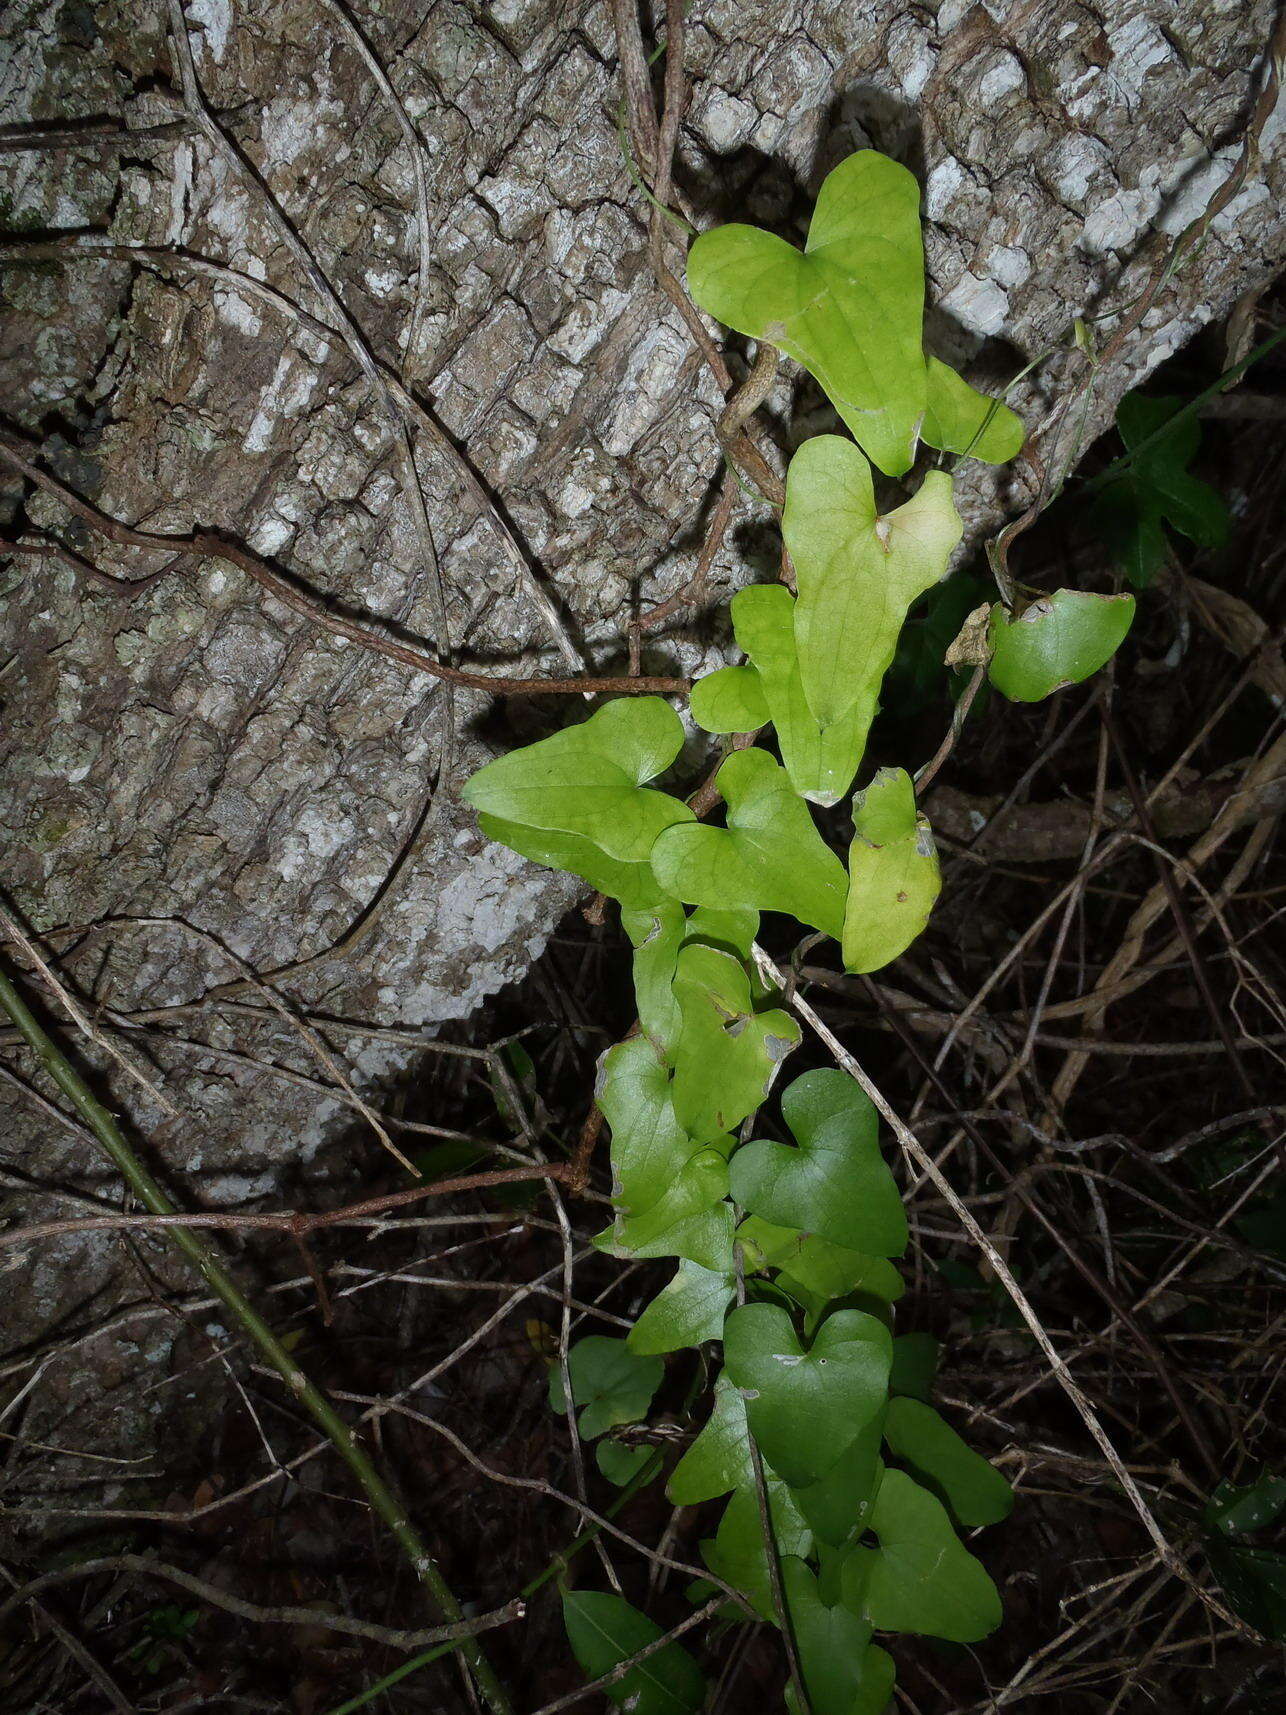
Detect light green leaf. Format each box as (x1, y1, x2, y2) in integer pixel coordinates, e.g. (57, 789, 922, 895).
(621, 901, 686, 1057)
(782, 1558, 897, 1715)
(466, 697, 694, 907)
(685, 905, 760, 960)
(465, 698, 687, 852)
(651, 748, 849, 940)
(596, 1441, 655, 1487)
(738, 1216, 905, 1304)
(883, 1397, 1014, 1527)
(561, 1590, 707, 1715)
(987, 590, 1135, 703)
(686, 151, 927, 476)
(842, 767, 941, 975)
(671, 943, 801, 1139)
(731, 585, 870, 806)
(702, 1476, 813, 1621)
(476, 814, 675, 911)
(668, 1373, 754, 1504)
(860, 1467, 1003, 1641)
(784, 438, 963, 731)
(596, 1036, 708, 1218)
(549, 1335, 664, 1441)
(597, 1145, 735, 1273)
(629, 1260, 736, 1355)
(722, 1303, 893, 1488)
(730, 1069, 907, 1256)
(690, 664, 770, 733)
(923, 356, 1024, 464)
(789, 1412, 886, 1548)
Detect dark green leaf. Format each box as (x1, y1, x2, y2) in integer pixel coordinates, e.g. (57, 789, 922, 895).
(668, 1373, 754, 1505)
(888, 1333, 940, 1402)
(782, 1557, 897, 1715)
(702, 1476, 812, 1621)
(860, 1467, 1003, 1642)
(789, 1412, 886, 1548)
(722, 1303, 893, 1487)
(549, 1336, 664, 1441)
(596, 1442, 655, 1487)
(729, 1069, 907, 1255)
(561, 1589, 707, 1715)
(1094, 394, 1229, 590)
(883, 1397, 1013, 1527)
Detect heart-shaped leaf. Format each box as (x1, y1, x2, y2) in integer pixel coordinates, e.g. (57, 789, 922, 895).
(688, 151, 1018, 478)
(987, 590, 1135, 703)
(670, 943, 801, 1138)
(859, 1466, 1003, 1641)
(596, 1036, 709, 1217)
(562, 1590, 707, 1715)
(687, 151, 926, 476)
(691, 663, 769, 734)
(730, 1069, 907, 1256)
(668, 1373, 754, 1504)
(782, 1558, 897, 1715)
(722, 1303, 893, 1487)
(842, 767, 940, 975)
(883, 1396, 1013, 1527)
(465, 697, 694, 908)
(784, 437, 963, 732)
(628, 1260, 736, 1355)
(702, 1476, 813, 1621)
(549, 1335, 663, 1441)
(789, 1411, 886, 1548)
(651, 748, 849, 939)
(738, 1216, 905, 1306)
(730, 585, 870, 806)
(923, 356, 1024, 464)
(597, 1144, 735, 1273)
(596, 1441, 655, 1487)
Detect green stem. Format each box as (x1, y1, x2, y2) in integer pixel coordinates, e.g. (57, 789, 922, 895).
(328, 1449, 666, 1714)
(0, 961, 513, 1715)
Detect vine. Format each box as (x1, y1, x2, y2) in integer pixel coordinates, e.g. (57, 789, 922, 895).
(465, 151, 1136, 1713)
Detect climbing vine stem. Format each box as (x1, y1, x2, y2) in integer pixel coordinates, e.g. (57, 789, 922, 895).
(466, 149, 1138, 1710)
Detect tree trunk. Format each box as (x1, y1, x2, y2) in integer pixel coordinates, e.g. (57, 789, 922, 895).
(1, 0, 1283, 1481)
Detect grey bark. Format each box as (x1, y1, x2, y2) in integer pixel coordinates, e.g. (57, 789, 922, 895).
(0, 0, 1283, 1492)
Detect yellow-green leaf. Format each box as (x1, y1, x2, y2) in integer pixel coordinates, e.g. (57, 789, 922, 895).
(842, 767, 940, 975)
(784, 438, 963, 732)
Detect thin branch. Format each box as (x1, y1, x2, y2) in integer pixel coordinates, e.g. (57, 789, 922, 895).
(0, 1554, 523, 1651)
(750, 942, 1255, 1638)
(0, 954, 515, 1715)
(0, 429, 686, 697)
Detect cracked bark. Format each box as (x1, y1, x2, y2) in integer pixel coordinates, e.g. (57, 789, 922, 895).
(1, 0, 1285, 1492)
